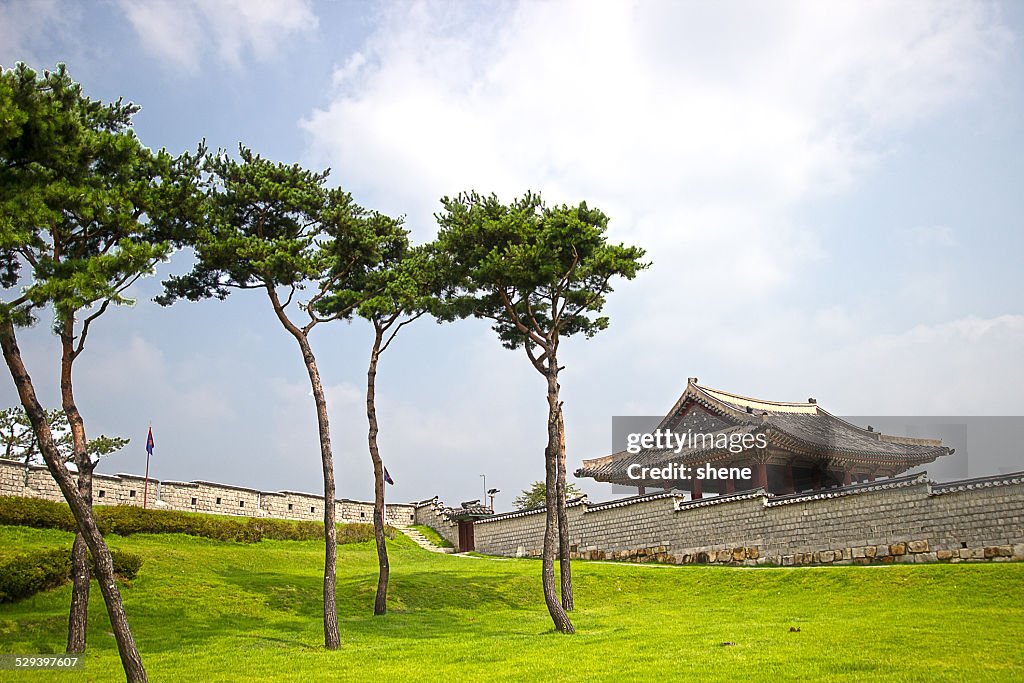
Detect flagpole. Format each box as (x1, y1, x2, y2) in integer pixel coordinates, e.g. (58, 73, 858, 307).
(143, 422, 151, 509)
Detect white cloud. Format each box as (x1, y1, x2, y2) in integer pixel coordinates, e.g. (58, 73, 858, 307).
(117, 0, 318, 71)
(301, 1, 1008, 284)
(0, 0, 78, 68)
(78, 335, 167, 392)
(298, 1, 1019, 489)
(76, 333, 234, 423)
(117, 0, 203, 72)
(828, 314, 1024, 413)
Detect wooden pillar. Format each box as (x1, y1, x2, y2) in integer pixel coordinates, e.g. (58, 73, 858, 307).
(811, 468, 822, 491)
(843, 470, 852, 487)
(755, 462, 768, 490)
(782, 464, 795, 494)
(724, 477, 735, 494)
(638, 485, 646, 496)
(867, 472, 875, 482)
(691, 477, 703, 500)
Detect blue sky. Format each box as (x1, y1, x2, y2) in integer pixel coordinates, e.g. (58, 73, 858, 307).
(2, 0, 1022, 507)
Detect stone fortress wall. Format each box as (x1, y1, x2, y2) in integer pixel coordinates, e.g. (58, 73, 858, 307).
(0, 458, 417, 525)
(5, 456, 1020, 566)
(435, 471, 1024, 566)
(411, 497, 461, 546)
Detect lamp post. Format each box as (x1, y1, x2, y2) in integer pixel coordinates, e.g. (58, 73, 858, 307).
(480, 474, 486, 503)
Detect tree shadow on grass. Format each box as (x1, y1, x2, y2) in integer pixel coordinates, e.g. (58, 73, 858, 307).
(209, 565, 549, 641)
(0, 550, 559, 656)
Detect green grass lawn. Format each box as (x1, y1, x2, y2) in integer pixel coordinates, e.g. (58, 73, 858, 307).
(0, 524, 1022, 682)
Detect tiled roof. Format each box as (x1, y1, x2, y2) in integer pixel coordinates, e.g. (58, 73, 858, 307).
(576, 379, 950, 481)
(441, 499, 495, 519)
(586, 491, 680, 512)
(476, 496, 588, 524)
(765, 472, 929, 506)
(765, 413, 947, 461)
(695, 385, 818, 415)
(931, 471, 1024, 494)
(674, 488, 768, 510)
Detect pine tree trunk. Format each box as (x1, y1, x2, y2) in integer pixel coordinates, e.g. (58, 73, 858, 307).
(67, 530, 90, 652)
(0, 317, 147, 682)
(298, 334, 340, 649)
(366, 326, 389, 616)
(555, 407, 574, 611)
(60, 318, 91, 653)
(266, 288, 340, 650)
(543, 363, 574, 633)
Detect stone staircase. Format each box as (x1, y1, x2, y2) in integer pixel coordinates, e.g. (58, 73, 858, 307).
(393, 524, 456, 554)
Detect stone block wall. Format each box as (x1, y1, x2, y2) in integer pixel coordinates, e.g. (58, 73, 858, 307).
(25, 465, 65, 501)
(6, 454, 1019, 566)
(473, 472, 1024, 566)
(261, 491, 322, 521)
(0, 458, 415, 525)
(337, 498, 416, 525)
(413, 497, 460, 546)
(95, 474, 148, 507)
(188, 480, 263, 517)
(157, 481, 203, 512)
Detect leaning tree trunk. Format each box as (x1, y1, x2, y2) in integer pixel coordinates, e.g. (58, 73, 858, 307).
(555, 406, 574, 611)
(0, 318, 147, 682)
(267, 289, 340, 650)
(366, 327, 389, 615)
(543, 363, 574, 633)
(67, 489, 92, 652)
(60, 318, 92, 653)
(297, 334, 339, 649)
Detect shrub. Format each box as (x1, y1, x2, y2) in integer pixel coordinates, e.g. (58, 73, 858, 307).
(0, 549, 70, 602)
(96, 506, 262, 543)
(107, 549, 144, 580)
(0, 547, 143, 603)
(0, 496, 395, 545)
(0, 496, 76, 532)
(250, 518, 324, 541)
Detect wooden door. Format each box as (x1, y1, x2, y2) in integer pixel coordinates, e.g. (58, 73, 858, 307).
(457, 520, 475, 552)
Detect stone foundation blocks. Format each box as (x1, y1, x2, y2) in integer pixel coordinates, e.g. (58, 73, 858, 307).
(907, 540, 929, 553)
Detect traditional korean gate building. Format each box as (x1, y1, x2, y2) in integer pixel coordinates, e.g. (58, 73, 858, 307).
(576, 378, 952, 498)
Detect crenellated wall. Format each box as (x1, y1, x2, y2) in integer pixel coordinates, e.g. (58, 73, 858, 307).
(0, 458, 415, 524)
(472, 472, 1024, 566)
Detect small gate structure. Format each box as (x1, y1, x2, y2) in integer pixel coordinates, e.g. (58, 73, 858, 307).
(449, 500, 493, 552)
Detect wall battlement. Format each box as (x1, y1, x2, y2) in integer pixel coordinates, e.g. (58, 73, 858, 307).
(0, 458, 416, 525)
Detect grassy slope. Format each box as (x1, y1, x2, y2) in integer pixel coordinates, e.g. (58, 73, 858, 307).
(409, 523, 454, 548)
(0, 524, 1021, 682)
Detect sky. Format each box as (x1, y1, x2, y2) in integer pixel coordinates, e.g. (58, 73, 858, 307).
(1, 0, 1022, 509)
